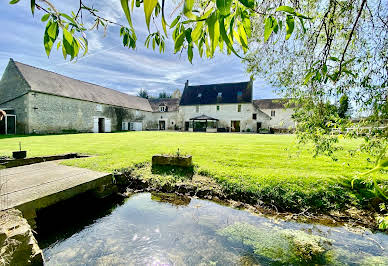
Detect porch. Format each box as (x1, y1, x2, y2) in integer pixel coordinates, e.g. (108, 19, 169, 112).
(189, 115, 218, 133)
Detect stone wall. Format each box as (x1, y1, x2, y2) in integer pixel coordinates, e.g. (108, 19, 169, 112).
(0, 209, 43, 265)
(150, 110, 183, 130)
(179, 103, 270, 132)
(0, 95, 29, 134)
(0, 59, 30, 104)
(261, 108, 295, 129)
(27, 92, 153, 134)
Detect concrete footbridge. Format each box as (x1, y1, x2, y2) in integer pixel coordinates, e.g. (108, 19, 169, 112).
(0, 160, 115, 226)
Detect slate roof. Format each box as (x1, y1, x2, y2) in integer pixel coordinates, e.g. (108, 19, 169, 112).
(149, 98, 180, 112)
(11, 59, 153, 112)
(189, 114, 219, 121)
(253, 98, 294, 109)
(180, 81, 252, 106)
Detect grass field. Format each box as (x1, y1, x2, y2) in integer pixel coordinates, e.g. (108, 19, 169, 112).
(0, 132, 386, 212)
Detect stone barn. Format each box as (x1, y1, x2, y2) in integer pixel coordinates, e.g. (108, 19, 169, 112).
(0, 59, 153, 134)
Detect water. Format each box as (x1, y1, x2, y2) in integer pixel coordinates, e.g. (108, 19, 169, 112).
(36, 193, 388, 265)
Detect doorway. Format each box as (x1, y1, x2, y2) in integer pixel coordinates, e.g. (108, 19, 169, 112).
(0, 115, 16, 135)
(98, 118, 105, 133)
(231, 121, 240, 132)
(257, 122, 262, 133)
(185, 121, 189, 131)
(159, 120, 166, 130)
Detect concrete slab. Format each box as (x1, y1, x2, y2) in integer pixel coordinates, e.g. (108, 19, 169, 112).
(0, 161, 112, 213)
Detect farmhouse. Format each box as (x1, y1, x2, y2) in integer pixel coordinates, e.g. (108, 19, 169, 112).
(0, 59, 295, 134)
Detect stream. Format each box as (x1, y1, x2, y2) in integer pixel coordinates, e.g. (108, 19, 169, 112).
(35, 192, 388, 265)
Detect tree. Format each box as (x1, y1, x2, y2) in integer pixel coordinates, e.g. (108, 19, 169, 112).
(158, 91, 171, 99)
(244, 0, 387, 161)
(137, 88, 149, 99)
(338, 95, 349, 119)
(8, 0, 307, 62)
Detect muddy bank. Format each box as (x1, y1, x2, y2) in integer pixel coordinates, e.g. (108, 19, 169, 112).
(117, 164, 380, 230)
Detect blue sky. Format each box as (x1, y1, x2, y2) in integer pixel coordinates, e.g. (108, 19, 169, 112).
(0, 0, 276, 99)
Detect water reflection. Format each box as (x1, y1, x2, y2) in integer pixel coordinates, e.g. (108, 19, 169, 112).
(37, 193, 388, 265)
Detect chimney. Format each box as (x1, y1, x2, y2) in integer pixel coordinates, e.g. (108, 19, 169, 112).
(185, 80, 189, 88)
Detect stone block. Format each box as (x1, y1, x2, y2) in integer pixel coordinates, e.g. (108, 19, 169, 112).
(0, 209, 43, 265)
(152, 154, 192, 168)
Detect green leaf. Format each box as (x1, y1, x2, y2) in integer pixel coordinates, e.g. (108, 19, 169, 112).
(170, 16, 180, 28)
(303, 71, 314, 85)
(43, 20, 55, 57)
(63, 27, 74, 45)
(329, 56, 339, 61)
(9, 0, 20, 4)
(219, 17, 241, 58)
(264, 16, 274, 42)
(144, 0, 158, 31)
(174, 31, 185, 53)
(120, 0, 134, 27)
(243, 18, 251, 38)
(41, 14, 50, 22)
(238, 22, 248, 49)
(285, 15, 294, 40)
(276, 6, 295, 14)
(184, 28, 192, 43)
(60, 13, 78, 26)
(191, 21, 204, 42)
(161, 0, 168, 36)
(217, 0, 233, 16)
(188, 43, 193, 63)
(207, 12, 217, 52)
(238, 0, 255, 8)
(183, 0, 195, 19)
(31, 0, 35, 15)
(47, 21, 58, 39)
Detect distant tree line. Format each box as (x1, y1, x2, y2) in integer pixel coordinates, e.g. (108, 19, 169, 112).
(137, 89, 171, 99)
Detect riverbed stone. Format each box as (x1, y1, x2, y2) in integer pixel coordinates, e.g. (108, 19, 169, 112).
(152, 154, 192, 167)
(0, 209, 43, 265)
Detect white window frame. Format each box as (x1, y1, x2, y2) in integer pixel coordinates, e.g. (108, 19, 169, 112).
(271, 110, 276, 117)
(96, 104, 103, 112)
(237, 104, 242, 112)
(159, 106, 166, 112)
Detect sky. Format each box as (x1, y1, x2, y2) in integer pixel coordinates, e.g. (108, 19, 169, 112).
(0, 0, 277, 99)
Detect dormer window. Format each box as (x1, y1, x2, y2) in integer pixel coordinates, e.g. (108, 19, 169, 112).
(159, 106, 166, 112)
(217, 92, 222, 97)
(198, 93, 202, 97)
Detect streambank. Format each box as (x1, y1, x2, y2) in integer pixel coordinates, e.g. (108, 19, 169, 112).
(119, 163, 382, 230)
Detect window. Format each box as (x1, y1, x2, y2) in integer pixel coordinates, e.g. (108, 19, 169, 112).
(159, 106, 166, 112)
(217, 92, 222, 97)
(198, 93, 202, 97)
(96, 105, 102, 112)
(271, 110, 276, 117)
(237, 104, 241, 112)
(196, 105, 199, 112)
(216, 105, 220, 111)
(237, 91, 243, 97)
(252, 113, 257, 120)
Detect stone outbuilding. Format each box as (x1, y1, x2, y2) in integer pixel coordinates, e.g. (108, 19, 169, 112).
(0, 59, 153, 134)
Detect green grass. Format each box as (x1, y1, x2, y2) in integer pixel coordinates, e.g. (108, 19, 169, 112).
(0, 132, 386, 211)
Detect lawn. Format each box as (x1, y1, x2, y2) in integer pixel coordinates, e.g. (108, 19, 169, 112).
(0, 132, 386, 212)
